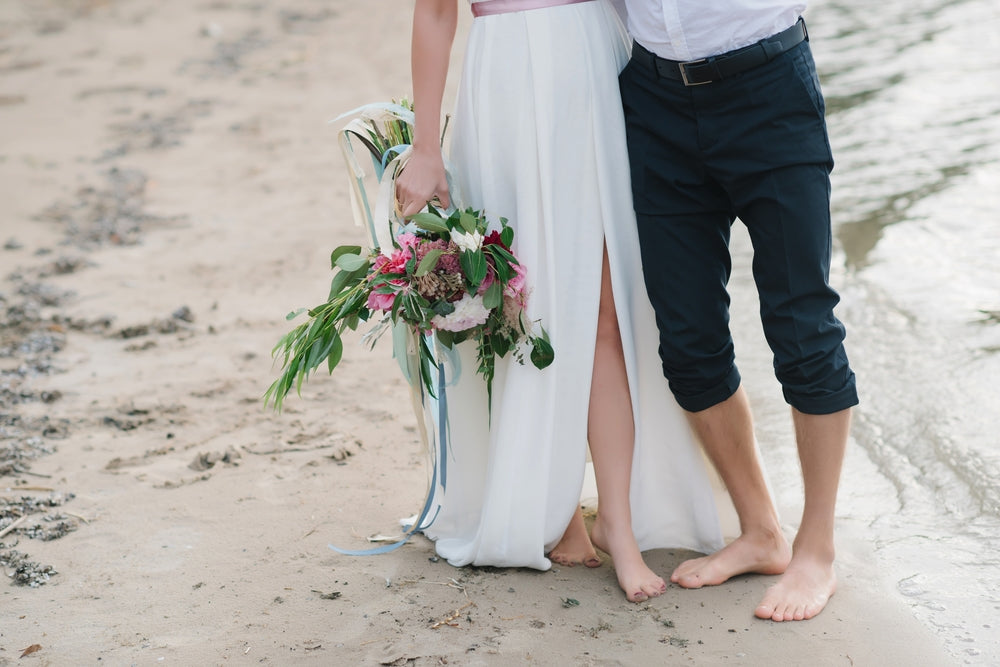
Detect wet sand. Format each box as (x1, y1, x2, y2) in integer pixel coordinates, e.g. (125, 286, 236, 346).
(1, 1, 957, 664)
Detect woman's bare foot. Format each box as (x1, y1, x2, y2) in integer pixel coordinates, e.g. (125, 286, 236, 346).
(670, 527, 791, 589)
(548, 507, 601, 568)
(754, 550, 836, 621)
(591, 516, 665, 603)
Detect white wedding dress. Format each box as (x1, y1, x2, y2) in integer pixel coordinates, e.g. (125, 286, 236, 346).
(423, 0, 733, 570)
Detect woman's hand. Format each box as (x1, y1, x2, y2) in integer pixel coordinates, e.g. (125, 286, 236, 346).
(394, 147, 451, 218)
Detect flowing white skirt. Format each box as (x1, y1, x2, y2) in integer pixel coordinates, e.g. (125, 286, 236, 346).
(423, 0, 732, 570)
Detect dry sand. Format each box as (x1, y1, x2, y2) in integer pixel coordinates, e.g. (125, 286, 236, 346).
(0, 1, 957, 664)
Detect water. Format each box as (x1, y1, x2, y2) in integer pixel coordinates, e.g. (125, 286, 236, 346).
(809, 0, 1000, 661)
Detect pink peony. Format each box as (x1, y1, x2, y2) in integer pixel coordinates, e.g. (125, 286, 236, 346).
(477, 268, 496, 296)
(504, 261, 527, 300)
(396, 232, 419, 250)
(366, 278, 406, 311)
(372, 247, 411, 277)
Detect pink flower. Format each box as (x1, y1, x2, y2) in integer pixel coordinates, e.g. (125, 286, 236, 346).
(366, 278, 406, 311)
(396, 233, 419, 250)
(372, 247, 410, 277)
(504, 261, 527, 299)
(415, 239, 461, 274)
(438, 241, 461, 274)
(477, 268, 496, 296)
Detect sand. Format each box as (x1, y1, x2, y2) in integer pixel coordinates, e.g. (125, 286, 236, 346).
(0, 1, 957, 664)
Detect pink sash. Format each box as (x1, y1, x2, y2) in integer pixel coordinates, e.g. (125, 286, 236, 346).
(471, 0, 596, 18)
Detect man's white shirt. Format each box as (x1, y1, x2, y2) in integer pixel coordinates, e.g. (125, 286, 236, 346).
(621, 0, 807, 61)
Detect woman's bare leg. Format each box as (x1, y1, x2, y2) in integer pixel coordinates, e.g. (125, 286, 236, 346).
(588, 245, 666, 602)
(549, 506, 601, 568)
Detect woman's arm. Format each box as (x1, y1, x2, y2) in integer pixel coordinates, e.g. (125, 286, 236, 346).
(395, 0, 458, 217)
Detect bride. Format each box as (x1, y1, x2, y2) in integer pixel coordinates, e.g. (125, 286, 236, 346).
(394, 0, 731, 602)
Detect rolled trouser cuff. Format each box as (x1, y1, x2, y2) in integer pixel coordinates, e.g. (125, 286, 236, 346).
(782, 373, 859, 415)
(671, 365, 742, 413)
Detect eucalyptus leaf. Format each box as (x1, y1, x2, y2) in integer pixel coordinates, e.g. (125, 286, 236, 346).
(335, 253, 367, 272)
(330, 245, 363, 269)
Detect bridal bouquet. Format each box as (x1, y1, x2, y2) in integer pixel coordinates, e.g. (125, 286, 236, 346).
(264, 102, 553, 412)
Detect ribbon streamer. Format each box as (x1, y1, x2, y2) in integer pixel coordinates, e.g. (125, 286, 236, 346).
(329, 106, 465, 554)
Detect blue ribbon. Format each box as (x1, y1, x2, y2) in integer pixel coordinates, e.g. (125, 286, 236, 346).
(436, 359, 449, 489)
(329, 341, 454, 556)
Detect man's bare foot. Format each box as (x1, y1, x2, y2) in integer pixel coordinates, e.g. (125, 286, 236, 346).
(548, 507, 601, 568)
(754, 552, 836, 621)
(671, 528, 791, 589)
(591, 517, 665, 603)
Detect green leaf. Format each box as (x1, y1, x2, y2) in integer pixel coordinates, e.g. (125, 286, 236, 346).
(435, 329, 455, 348)
(415, 248, 444, 277)
(482, 281, 503, 310)
(286, 308, 307, 321)
(500, 225, 514, 249)
(460, 249, 488, 289)
(327, 334, 344, 373)
(418, 335, 437, 398)
(459, 210, 477, 233)
(490, 244, 519, 267)
(409, 212, 450, 234)
(431, 300, 455, 317)
(488, 250, 512, 282)
(530, 335, 555, 369)
(335, 253, 367, 272)
(328, 270, 356, 301)
(492, 334, 512, 359)
(331, 245, 363, 269)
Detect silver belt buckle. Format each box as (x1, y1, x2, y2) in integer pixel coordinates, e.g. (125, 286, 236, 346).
(678, 58, 710, 86)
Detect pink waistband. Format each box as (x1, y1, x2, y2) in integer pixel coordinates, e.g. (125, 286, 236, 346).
(471, 0, 596, 18)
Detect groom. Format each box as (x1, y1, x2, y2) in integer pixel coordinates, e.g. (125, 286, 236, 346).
(616, 3, 859, 621)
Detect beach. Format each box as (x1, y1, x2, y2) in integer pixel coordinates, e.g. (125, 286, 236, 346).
(0, 1, 980, 664)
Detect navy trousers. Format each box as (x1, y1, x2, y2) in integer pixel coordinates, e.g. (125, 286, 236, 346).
(619, 38, 858, 415)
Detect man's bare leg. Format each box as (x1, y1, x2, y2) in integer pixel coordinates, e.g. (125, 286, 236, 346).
(549, 506, 601, 568)
(671, 387, 791, 588)
(589, 245, 666, 603)
(755, 407, 849, 621)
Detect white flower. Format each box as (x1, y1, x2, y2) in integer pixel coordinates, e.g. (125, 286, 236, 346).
(451, 230, 483, 253)
(431, 293, 490, 332)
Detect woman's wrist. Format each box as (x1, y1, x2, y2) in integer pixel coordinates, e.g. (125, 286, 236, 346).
(410, 140, 440, 156)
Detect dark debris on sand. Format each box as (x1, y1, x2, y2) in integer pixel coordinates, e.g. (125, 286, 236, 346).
(36, 167, 181, 248)
(98, 100, 213, 162)
(0, 492, 77, 586)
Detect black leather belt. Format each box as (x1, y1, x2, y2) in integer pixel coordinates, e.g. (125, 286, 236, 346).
(633, 17, 808, 86)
